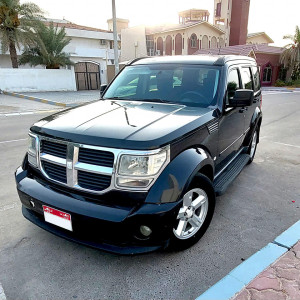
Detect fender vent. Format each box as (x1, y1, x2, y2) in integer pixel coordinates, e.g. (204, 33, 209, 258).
(207, 122, 219, 134)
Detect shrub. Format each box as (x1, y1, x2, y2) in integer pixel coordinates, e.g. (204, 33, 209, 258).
(274, 79, 286, 87)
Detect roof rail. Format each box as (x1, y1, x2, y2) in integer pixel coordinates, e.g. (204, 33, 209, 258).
(127, 57, 149, 65)
(213, 56, 226, 66)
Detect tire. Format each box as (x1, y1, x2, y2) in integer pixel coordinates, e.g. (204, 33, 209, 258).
(167, 174, 216, 251)
(247, 128, 258, 164)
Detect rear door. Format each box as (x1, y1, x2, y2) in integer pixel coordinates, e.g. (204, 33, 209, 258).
(240, 66, 260, 132)
(216, 67, 245, 170)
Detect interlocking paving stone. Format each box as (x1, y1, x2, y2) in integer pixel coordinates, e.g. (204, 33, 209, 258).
(232, 241, 300, 300)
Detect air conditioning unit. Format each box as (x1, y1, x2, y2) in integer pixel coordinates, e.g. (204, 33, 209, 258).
(100, 39, 106, 45)
(155, 50, 161, 56)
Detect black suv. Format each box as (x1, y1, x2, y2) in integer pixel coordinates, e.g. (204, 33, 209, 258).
(15, 55, 262, 254)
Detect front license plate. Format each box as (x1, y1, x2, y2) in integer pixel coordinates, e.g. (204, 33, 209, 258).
(43, 205, 73, 231)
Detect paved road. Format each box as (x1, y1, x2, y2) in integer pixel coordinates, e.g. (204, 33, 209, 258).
(0, 93, 299, 300)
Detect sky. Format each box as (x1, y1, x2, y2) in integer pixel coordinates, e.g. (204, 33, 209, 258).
(22, 0, 300, 47)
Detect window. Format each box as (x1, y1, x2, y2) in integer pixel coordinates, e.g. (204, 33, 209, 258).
(252, 66, 261, 92)
(227, 69, 240, 102)
(216, 2, 221, 17)
(241, 67, 253, 90)
(190, 34, 197, 48)
(263, 66, 272, 82)
(104, 64, 221, 107)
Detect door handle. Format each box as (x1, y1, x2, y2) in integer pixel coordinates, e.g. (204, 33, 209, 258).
(239, 107, 248, 113)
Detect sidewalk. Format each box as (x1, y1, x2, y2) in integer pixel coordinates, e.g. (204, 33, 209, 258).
(233, 241, 300, 300)
(261, 86, 300, 92)
(3, 90, 100, 107)
(197, 220, 300, 300)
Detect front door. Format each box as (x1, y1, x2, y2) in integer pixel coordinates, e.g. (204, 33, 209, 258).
(216, 67, 245, 172)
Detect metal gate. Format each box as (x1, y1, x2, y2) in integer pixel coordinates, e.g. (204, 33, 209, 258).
(75, 62, 101, 90)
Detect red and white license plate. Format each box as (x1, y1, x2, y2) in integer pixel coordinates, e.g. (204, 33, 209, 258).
(43, 205, 73, 231)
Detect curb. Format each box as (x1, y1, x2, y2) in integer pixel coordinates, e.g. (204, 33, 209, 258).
(3, 91, 82, 108)
(196, 220, 300, 300)
(0, 283, 6, 300)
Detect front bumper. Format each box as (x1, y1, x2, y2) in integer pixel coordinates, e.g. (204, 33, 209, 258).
(16, 166, 181, 255)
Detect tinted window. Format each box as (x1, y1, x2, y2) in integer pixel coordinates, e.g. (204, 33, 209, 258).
(227, 69, 240, 101)
(252, 66, 261, 92)
(241, 67, 253, 90)
(104, 64, 221, 108)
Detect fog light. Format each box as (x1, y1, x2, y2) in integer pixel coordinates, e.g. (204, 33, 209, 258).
(140, 225, 152, 237)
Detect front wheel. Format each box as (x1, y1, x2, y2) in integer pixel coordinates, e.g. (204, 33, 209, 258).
(168, 174, 215, 251)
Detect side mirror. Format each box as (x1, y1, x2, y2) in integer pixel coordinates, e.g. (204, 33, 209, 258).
(100, 84, 108, 97)
(229, 89, 254, 107)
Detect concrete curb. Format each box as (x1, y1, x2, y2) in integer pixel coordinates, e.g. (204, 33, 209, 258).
(3, 91, 82, 108)
(262, 87, 300, 92)
(196, 220, 300, 300)
(0, 283, 6, 300)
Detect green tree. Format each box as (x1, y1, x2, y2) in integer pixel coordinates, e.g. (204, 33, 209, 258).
(280, 26, 300, 79)
(19, 22, 73, 69)
(0, 0, 43, 68)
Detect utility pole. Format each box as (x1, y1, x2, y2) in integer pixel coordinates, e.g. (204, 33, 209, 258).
(112, 0, 119, 75)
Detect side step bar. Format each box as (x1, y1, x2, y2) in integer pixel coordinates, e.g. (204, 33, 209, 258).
(214, 154, 250, 196)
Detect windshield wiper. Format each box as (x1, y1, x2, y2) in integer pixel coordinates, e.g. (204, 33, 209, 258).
(142, 98, 176, 104)
(105, 96, 128, 100)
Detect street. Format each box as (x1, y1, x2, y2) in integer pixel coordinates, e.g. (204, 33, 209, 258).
(0, 92, 299, 300)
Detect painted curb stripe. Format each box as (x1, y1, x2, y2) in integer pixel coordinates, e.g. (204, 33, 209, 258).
(3, 91, 82, 108)
(0, 283, 6, 300)
(274, 220, 300, 248)
(196, 220, 300, 300)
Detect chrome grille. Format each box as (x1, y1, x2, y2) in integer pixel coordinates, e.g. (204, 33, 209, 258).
(78, 171, 111, 191)
(42, 161, 67, 183)
(78, 148, 114, 167)
(41, 140, 67, 159)
(39, 137, 114, 193)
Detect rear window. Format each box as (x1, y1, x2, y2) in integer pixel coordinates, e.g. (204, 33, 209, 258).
(241, 67, 253, 90)
(252, 66, 261, 92)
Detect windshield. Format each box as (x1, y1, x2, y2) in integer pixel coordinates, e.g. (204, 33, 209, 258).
(103, 64, 221, 107)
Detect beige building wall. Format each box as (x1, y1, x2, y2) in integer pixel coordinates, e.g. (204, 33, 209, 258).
(107, 18, 129, 34)
(247, 35, 272, 45)
(120, 25, 148, 62)
(213, 0, 232, 46)
(152, 23, 225, 56)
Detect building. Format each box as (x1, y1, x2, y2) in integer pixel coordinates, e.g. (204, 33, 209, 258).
(247, 32, 274, 45)
(194, 44, 284, 86)
(121, 8, 226, 62)
(0, 18, 121, 88)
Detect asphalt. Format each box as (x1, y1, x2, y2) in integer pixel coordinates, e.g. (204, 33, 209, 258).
(0, 92, 299, 300)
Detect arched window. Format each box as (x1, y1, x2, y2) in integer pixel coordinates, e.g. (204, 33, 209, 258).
(211, 36, 217, 48)
(156, 37, 163, 56)
(190, 34, 197, 48)
(165, 35, 172, 55)
(263, 64, 272, 83)
(202, 35, 208, 49)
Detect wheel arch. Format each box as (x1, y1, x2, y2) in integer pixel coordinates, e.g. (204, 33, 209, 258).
(145, 147, 214, 204)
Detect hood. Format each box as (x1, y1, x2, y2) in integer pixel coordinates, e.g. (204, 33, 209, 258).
(31, 100, 215, 149)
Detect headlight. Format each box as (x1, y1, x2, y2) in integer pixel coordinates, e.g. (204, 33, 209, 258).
(116, 148, 169, 188)
(28, 134, 38, 167)
(118, 151, 167, 176)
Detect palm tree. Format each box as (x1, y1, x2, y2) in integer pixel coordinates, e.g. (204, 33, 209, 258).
(19, 22, 73, 69)
(0, 0, 44, 68)
(280, 26, 300, 76)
